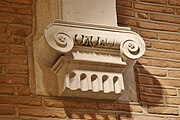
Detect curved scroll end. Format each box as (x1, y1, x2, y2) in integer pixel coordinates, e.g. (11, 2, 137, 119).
(45, 31, 74, 53)
(120, 39, 145, 60)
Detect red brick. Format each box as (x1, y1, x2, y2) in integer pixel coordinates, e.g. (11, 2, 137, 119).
(0, 13, 32, 25)
(10, 45, 27, 55)
(6, 65, 28, 75)
(150, 14, 180, 24)
(44, 99, 97, 109)
(138, 75, 180, 87)
(44, 98, 64, 108)
(138, 21, 179, 32)
(177, 8, 180, 15)
(116, 7, 135, 17)
(131, 28, 139, 33)
(10, 26, 31, 36)
(117, 16, 137, 27)
(0, 56, 27, 65)
(144, 40, 152, 48)
(159, 33, 180, 42)
(0, 45, 8, 54)
(0, 6, 16, 13)
(119, 115, 164, 120)
(0, 65, 3, 74)
(19, 106, 67, 118)
(0, 106, 15, 115)
(152, 41, 180, 52)
(169, 0, 180, 6)
(0, 5, 32, 15)
(165, 97, 180, 105)
(147, 105, 178, 115)
(14, 7, 32, 15)
(0, 85, 13, 95)
(138, 57, 180, 68)
(138, 12, 148, 19)
(0, 75, 28, 85)
(168, 70, 180, 78)
(98, 103, 142, 113)
(115, 103, 142, 112)
(18, 86, 30, 96)
(144, 49, 180, 60)
(116, 0, 132, 8)
(0, 117, 13, 120)
(13, 15, 32, 25)
(0, 24, 7, 33)
(138, 75, 153, 84)
(97, 103, 115, 111)
(136, 66, 167, 77)
(140, 93, 164, 103)
(139, 30, 158, 39)
(65, 101, 97, 109)
(0, 96, 41, 106)
(134, 3, 174, 14)
(139, 85, 177, 96)
(1, 0, 32, 4)
(139, 0, 167, 4)
(0, 36, 25, 45)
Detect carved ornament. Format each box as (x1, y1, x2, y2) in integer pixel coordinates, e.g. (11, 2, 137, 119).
(34, 20, 145, 100)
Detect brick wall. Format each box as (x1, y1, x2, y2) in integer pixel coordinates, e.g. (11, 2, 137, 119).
(0, 0, 180, 119)
(117, 0, 180, 119)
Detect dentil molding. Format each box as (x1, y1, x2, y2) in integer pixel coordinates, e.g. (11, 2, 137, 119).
(34, 20, 145, 100)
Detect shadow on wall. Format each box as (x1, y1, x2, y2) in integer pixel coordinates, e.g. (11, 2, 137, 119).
(60, 61, 164, 120)
(114, 1, 169, 119)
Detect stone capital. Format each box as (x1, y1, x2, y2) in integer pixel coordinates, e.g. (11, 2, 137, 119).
(34, 21, 145, 100)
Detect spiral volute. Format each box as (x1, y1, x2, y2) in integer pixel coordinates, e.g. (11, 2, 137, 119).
(45, 31, 74, 53)
(120, 39, 145, 60)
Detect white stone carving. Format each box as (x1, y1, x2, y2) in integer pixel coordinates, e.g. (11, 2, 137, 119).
(74, 34, 117, 48)
(63, 70, 124, 93)
(34, 20, 145, 100)
(53, 32, 74, 52)
(120, 39, 144, 60)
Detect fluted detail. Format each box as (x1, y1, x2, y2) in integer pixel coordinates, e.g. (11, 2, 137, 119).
(65, 70, 124, 94)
